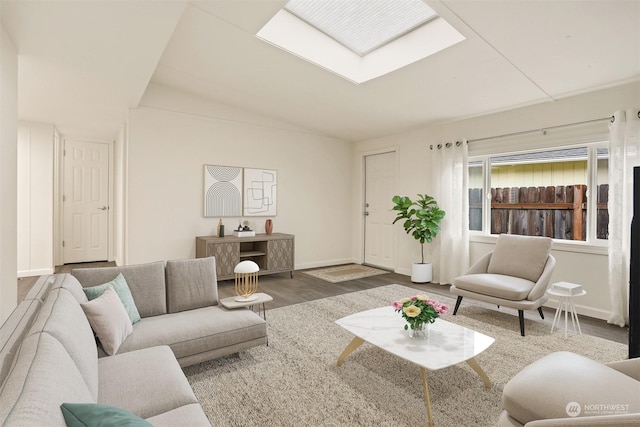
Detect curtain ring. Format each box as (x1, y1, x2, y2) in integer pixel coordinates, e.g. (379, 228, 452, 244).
(445, 142, 452, 148)
(456, 141, 461, 147)
(437, 143, 442, 149)
(611, 115, 615, 123)
(637, 111, 640, 119)
(429, 145, 433, 150)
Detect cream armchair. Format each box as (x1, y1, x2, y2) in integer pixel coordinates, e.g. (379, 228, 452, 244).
(498, 351, 640, 426)
(450, 234, 555, 336)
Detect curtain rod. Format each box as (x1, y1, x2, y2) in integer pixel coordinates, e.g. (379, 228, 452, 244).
(467, 115, 614, 144)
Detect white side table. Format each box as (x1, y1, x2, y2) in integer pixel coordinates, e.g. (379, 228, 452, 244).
(220, 292, 273, 321)
(547, 287, 587, 338)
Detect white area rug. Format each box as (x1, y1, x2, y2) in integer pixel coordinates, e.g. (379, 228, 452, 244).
(184, 284, 626, 426)
(302, 264, 389, 283)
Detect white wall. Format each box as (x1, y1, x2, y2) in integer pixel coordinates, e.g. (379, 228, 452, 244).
(353, 82, 640, 320)
(125, 84, 353, 269)
(17, 122, 55, 277)
(0, 19, 17, 324)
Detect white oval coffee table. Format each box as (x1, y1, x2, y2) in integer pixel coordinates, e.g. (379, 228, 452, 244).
(335, 306, 495, 427)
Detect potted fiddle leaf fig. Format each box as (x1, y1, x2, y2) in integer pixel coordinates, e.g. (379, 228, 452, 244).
(392, 194, 446, 283)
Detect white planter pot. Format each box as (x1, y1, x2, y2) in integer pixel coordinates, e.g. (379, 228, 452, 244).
(411, 262, 432, 283)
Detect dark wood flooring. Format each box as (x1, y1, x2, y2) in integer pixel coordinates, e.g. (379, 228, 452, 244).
(18, 263, 628, 345)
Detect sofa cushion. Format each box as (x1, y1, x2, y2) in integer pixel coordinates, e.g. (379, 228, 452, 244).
(165, 257, 218, 313)
(51, 274, 89, 304)
(117, 306, 266, 361)
(60, 403, 152, 427)
(98, 346, 198, 420)
(0, 333, 94, 426)
(487, 234, 552, 282)
(82, 273, 141, 324)
(453, 274, 535, 301)
(81, 287, 133, 356)
(72, 261, 167, 318)
(28, 288, 99, 399)
(503, 351, 640, 425)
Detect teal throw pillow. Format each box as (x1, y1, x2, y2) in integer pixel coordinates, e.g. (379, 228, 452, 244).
(60, 403, 152, 427)
(82, 273, 141, 324)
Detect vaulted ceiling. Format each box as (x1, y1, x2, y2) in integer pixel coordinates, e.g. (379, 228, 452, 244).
(2, 0, 639, 142)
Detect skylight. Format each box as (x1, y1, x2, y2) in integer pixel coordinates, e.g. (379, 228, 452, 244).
(256, 0, 465, 84)
(284, 0, 438, 57)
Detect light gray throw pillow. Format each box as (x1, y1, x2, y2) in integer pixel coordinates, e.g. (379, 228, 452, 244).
(80, 286, 133, 355)
(487, 234, 552, 282)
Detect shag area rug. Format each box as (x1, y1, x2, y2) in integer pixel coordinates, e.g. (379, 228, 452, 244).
(184, 284, 626, 427)
(302, 264, 389, 283)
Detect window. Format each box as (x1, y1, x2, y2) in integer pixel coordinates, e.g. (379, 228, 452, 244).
(469, 145, 608, 242)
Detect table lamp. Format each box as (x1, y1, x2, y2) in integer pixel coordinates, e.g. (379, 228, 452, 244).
(234, 260, 259, 302)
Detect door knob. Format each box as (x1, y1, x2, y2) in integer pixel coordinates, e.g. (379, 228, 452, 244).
(98, 206, 108, 211)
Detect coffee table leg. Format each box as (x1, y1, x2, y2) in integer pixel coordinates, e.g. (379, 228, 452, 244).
(419, 368, 434, 427)
(466, 358, 491, 389)
(336, 336, 364, 366)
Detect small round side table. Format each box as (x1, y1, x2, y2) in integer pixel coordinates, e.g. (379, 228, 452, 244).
(547, 288, 587, 338)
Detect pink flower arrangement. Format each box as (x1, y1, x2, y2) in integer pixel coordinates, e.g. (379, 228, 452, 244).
(392, 294, 450, 331)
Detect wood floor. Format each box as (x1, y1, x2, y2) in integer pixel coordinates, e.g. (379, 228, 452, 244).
(18, 263, 628, 345)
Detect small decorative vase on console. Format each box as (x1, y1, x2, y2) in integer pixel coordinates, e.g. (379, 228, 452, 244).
(265, 219, 273, 235)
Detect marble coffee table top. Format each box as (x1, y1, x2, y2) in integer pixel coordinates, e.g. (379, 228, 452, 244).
(335, 306, 495, 371)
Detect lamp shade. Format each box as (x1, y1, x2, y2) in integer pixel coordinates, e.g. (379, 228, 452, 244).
(234, 260, 259, 274)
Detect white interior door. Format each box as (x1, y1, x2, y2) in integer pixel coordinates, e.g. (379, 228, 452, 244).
(364, 151, 396, 269)
(63, 140, 109, 263)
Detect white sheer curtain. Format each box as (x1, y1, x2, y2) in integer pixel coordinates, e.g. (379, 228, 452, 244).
(608, 109, 640, 326)
(431, 139, 469, 285)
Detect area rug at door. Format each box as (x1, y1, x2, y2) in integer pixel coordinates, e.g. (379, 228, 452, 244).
(184, 284, 626, 427)
(302, 264, 389, 283)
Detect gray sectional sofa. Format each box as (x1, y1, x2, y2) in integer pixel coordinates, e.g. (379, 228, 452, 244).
(0, 257, 268, 426)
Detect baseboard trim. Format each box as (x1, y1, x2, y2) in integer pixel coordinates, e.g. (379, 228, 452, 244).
(17, 268, 55, 278)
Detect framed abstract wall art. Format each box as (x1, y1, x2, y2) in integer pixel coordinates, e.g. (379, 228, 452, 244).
(203, 165, 242, 217)
(243, 168, 277, 216)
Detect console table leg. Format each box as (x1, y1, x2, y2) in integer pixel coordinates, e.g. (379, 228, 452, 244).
(336, 337, 364, 367)
(466, 357, 491, 389)
(420, 367, 434, 427)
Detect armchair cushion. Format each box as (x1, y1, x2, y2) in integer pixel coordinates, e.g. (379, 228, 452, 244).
(453, 274, 534, 301)
(488, 234, 552, 282)
(503, 352, 640, 425)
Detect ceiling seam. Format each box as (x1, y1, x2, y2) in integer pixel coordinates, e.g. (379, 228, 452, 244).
(439, 2, 556, 102)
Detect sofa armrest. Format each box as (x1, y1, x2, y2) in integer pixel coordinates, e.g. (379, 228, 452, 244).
(606, 358, 640, 381)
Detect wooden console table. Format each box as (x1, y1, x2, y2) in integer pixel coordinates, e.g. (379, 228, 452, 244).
(196, 233, 294, 281)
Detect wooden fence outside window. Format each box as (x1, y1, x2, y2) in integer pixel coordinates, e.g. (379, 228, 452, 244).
(469, 184, 609, 240)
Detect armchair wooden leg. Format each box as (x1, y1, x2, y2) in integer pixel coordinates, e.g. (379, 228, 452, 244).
(453, 296, 463, 315)
(537, 307, 545, 319)
(518, 310, 525, 336)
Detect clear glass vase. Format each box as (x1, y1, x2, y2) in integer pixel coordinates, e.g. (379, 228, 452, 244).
(409, 322, 429, 339)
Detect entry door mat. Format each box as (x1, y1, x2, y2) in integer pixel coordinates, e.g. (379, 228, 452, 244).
(302, 264, 389, 283)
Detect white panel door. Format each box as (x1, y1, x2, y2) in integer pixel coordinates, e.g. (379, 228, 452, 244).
(364, 151, 396, 269)
(63, 140, 109, 263)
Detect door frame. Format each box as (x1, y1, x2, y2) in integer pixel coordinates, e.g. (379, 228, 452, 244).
(361, 147, 398, 269)
(54, 137, 115, 266)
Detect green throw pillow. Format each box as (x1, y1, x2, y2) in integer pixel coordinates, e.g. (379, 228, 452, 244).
(60, 403, 152, 427)
(82, 273, 141, 324)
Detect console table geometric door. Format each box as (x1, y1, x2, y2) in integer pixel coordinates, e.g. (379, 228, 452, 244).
(195, 233, 294, 281)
